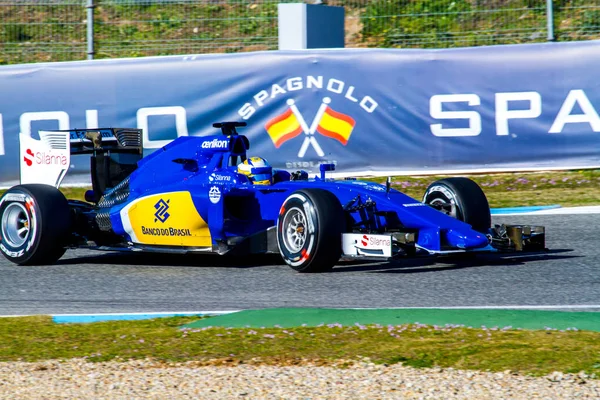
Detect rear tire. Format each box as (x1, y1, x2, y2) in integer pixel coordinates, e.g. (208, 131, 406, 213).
(0, 184, 71, 265)
(422, 177, 491, 233)
(277, 189, 344, 273)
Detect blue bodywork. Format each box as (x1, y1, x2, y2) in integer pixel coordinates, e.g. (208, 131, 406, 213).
(104, 131, 489, 253)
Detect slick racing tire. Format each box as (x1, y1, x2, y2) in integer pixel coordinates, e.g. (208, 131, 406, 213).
(277, 189, 344, 273)
(0, 184, 71, 265)
(422, 177, 491, 234)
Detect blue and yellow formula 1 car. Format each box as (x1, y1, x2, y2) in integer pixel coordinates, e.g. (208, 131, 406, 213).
(0, 122, 545, 272)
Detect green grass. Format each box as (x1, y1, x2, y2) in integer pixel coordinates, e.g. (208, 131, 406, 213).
(365, 170, 600, 208)
(1, 315, 599, 377)
(2, 170, 600, 208)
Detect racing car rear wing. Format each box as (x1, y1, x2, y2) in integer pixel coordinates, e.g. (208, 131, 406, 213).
(20, 131, 71, 188)
(68, 128, 142, 155)
(19, 128, 143, 191)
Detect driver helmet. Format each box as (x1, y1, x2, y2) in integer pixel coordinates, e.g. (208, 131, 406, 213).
(237, 157, 273, 185)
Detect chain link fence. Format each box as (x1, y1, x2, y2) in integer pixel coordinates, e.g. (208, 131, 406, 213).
(1, 0, 599, 65)
(0, 0, 87, 64)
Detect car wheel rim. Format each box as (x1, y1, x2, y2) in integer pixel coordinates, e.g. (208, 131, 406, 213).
(1, 203, 30, 248)
(429, 198, 457, 218)
(282, 207, 307, 253)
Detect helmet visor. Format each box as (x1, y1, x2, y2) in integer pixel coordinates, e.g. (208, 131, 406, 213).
(251, 174, 271, 183)
(250, 166, 271, 175)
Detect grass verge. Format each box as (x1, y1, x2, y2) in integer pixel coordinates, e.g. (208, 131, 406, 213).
(2, 170, 599, 208)
(365, 170, 600, 208)
(1, 315, 599, 377)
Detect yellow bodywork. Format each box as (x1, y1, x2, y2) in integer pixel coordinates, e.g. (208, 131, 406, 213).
(120, 191, 212, 247)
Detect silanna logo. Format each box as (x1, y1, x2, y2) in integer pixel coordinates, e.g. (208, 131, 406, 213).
(361, 235, 368, 247)
(238, 76, 379, 167)
(154, 199, 170, 223)
(23, 149, 33, 166)
(23, 148, 67, 167)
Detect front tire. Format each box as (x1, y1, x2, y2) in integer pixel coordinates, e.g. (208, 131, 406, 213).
(0, 184, 71, 265)
(422, 177, 491, 233)
(277, 189, 344, 273)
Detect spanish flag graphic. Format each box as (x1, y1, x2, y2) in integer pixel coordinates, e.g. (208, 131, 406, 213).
(264, 108, 303, 148)
(316, 106, 356, 145)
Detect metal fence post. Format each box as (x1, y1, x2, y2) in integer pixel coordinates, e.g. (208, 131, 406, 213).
(86, 0, 95, 60)
(546, 0, 555, 41)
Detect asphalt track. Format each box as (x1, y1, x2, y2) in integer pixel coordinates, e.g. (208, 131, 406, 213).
(1, 213, 599, 316)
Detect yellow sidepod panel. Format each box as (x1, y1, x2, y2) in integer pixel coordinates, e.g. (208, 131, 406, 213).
(120, 191, 211, 247)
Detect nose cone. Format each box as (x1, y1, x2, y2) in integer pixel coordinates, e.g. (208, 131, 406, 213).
(445, 228, 489, 249)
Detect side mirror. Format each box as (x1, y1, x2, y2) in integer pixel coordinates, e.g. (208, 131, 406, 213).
(319, 163, 336, 180)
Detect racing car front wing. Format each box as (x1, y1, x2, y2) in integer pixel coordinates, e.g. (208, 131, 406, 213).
(341, 224, 546, 260)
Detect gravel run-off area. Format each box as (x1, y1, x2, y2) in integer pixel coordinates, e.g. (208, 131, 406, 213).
(1, 359, 599, 399)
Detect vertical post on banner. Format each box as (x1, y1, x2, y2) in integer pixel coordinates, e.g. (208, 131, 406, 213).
(278, 3, 344, 49)
(86, 0, 95, 59)
(0, 113, 4, 156)
(546, 0, 555, 41)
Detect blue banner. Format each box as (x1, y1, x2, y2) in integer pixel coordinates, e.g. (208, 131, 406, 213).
(2, 40, 600, 186)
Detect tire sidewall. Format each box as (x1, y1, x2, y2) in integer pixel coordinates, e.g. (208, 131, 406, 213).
(0, 189, 41, 264)
(277, 192, 318, 269)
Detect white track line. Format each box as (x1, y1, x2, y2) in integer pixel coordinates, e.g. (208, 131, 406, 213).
(496, 205, 600, 216)
(50, 311, 237, 317)
(0, 311, 238, 318)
